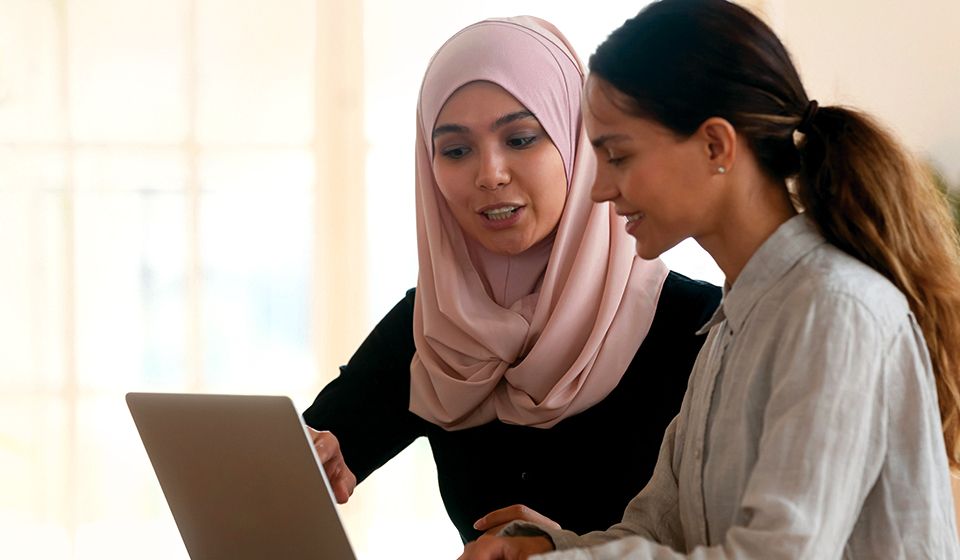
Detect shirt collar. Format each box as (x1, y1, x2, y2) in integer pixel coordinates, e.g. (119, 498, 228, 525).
(697, 214, 826, 336)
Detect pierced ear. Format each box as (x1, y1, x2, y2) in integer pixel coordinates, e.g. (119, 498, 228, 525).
(699, 117, 737, 174)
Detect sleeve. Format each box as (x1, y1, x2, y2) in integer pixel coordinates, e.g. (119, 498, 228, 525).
(302, 289, 430, 483)
(515, 292, 892, 559)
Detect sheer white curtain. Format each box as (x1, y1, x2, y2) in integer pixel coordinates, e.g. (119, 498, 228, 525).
(0, 0, 363, 558)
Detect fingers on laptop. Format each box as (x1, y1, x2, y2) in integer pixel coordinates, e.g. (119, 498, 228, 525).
(473, 504, 561, 535)
(326, 458, 357, 504)
(306, 428, 357, 504)
(306, 428, 339, 461)
(458, 535, 555, 560)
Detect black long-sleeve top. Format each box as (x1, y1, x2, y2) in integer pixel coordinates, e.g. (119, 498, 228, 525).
(303, 271, 720, 543)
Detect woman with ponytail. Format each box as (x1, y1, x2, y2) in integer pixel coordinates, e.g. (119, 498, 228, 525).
(459, 1, 960, 558)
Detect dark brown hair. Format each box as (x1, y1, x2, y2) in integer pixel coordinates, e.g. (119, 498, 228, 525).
(590, 0, 960, 469)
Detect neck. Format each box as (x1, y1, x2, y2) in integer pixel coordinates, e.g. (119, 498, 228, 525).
(696, 173, 797, 287)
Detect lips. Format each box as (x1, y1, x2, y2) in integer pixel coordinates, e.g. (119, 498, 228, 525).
(477, 203, 525, 229)
(478, 203, 524, 221)
(483, 206, 519, 221)
(619, 210, 645, 235)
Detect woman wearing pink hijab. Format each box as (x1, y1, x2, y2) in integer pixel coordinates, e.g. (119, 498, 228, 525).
(303, 16, 719, 543)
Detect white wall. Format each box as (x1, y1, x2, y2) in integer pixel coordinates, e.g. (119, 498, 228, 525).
(768, 0, 960, 184)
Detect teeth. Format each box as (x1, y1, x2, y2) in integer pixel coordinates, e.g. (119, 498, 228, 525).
(625, 212, 644, 223)
(484, 206, 518, 220)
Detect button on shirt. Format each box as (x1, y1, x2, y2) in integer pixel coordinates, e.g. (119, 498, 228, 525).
(508, 214, 960, 559)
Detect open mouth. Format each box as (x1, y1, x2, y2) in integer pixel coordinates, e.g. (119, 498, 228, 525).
(482, 206, 520, 221)
(622, 211, 645, 235)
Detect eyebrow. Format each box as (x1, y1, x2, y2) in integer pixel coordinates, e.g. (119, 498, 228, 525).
(432, 123, 468, 139)
(493, 110, 535, 129)
(432, 110, 536, 140)
(590, 133, 630, 149)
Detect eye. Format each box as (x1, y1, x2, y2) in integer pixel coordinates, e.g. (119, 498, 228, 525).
(506, 135, 537, 149)
(440, 145, 470, 159)
(603, 146, 630, 167)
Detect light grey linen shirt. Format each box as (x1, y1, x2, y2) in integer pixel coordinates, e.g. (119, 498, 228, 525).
(507, 214, 959, 559)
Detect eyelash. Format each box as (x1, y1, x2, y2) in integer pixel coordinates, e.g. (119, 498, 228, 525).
(606, 156, 627, 167)
(507, 135, 537, 149)
(441, 146, 469, 159)
(439, 135, 538, 160)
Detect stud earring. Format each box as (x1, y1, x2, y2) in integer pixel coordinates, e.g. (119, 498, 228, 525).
(716, 166, 727, 174)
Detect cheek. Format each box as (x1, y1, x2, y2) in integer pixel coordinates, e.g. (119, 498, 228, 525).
(616, 165, 653, 204)
(631, 149, 696, 202)
(531, 151, 568, 223)
(432, 163, 467, 204)
(669, 154, 710, 206)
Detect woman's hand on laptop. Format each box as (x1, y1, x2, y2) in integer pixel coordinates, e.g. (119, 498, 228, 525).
(458, 535, 554, 560)
(306, 427, 357, 504)
(473, 504, 561, 536)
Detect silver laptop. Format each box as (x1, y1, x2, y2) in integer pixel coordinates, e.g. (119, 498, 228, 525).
(126, 392, 357, 560)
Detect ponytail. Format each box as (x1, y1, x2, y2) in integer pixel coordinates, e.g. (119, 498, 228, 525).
(798, 106, 960, 469)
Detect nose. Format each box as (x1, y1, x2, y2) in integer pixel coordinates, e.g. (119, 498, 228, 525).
(590, 166, 618, 203)
(476, 148, 510, 191)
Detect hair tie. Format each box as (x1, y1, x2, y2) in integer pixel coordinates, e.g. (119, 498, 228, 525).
(797, 100, 819, 134)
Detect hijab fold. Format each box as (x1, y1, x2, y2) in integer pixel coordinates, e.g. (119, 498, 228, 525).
(410, 17, 669, 430)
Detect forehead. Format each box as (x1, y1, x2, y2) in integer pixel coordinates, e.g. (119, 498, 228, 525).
(435, 81, 528, 124)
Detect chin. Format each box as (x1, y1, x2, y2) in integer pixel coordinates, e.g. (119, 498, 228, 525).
(489, 245, 529, 256)
(479, 237, 532, 256)
(633, 239, 666, 261)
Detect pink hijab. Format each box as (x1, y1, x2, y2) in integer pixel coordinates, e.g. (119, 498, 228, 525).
(409, 16, 669, 430)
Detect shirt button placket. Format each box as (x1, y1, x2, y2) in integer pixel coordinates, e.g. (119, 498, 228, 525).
(698, 324, 731, 545)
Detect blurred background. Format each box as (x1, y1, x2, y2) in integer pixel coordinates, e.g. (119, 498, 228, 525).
(0, 0, 957, 558)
